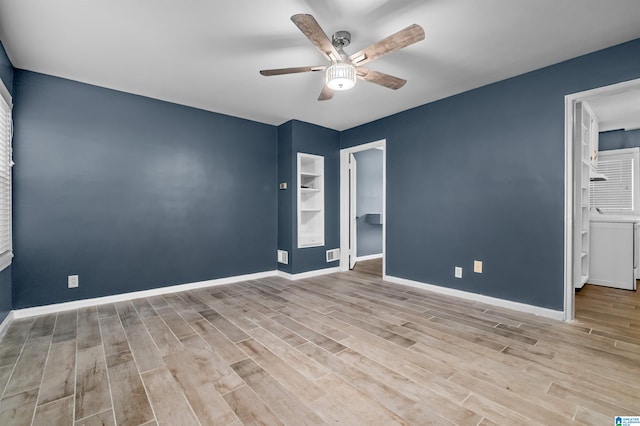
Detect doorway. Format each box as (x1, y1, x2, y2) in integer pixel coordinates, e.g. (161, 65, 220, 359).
(564, 78, 640, 321)
(340, 140, 386, 277)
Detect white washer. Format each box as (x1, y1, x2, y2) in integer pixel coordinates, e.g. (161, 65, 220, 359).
(589, 215, 640, 290)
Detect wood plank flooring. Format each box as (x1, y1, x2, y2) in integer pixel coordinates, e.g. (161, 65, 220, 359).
(352, 257, 382, 277)
(0, 267, 639, 425)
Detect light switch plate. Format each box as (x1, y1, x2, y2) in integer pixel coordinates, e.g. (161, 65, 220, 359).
(474, 260, 483, 273)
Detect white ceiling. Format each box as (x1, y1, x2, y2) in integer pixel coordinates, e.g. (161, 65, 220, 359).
(1, 0, 640, 131)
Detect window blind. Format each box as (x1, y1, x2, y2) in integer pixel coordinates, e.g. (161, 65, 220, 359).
(0, 92, 11, 263)
(590, 158, 634, 212)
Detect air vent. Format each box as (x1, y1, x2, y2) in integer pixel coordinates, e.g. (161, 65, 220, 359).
(326, 248, 340, 262)
(277, 250, 288, 264)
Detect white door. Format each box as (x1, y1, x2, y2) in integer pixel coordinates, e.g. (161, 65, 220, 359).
(349, 153, 357, 269)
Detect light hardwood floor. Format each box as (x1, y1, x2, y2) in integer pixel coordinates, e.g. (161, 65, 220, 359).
(0, 267, 639, 425)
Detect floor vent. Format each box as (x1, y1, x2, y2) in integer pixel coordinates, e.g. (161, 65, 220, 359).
(326, 248, 340, 262)
(277, 250, 288, 264)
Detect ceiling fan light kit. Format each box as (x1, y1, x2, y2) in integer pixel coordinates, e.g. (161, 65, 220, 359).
(326, 62, 356, 91)
(259, 14, 425, 101)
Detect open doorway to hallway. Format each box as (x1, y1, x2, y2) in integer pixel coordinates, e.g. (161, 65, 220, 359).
(340, 140, 386, 278)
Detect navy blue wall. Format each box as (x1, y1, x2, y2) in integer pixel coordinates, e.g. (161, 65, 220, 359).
(7, 35, 640, 312)
(12, 71, 277, 308)
(341, 38, 640, 310)
(277, 121, 294, 273)
(354, 149, 383, 257)
(277, 121, 340, 274)
(291, 121, 340, 273)
(599, 129, 640, 151)
(0, 41, 13, 323)
(0, 268, 10, 323)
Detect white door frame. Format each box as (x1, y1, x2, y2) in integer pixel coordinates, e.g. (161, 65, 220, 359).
(349, 152, 358, 269)
(564, 78, 640, 321)
(340, 139, 387, 277)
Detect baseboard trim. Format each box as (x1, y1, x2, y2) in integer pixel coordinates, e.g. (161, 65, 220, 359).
(356, 253, 383, 262)
(0, 311, 14, 340)
(384, 275, 564, 321)
(13, 270, 279, 319)
(277, 267, 341, 281)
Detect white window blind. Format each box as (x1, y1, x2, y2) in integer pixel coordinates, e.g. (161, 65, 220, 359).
(0, 90, 11, 270)
(590, 158, 634, 212)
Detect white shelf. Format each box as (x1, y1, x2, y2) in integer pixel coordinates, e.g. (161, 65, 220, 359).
(299, 233, 324, 247)
(575, 102, 598, 289)
(298, 153, 324, 248)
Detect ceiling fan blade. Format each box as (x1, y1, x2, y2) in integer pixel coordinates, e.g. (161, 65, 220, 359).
(349, 24, 425, 66)
(260, 66, 326, 76)
(318, 85, 334, 101)
(357, 67, 406, 90)
(291, 14, 341, 62)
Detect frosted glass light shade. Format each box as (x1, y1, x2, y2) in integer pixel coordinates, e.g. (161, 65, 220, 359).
(325, 63, 356, 91)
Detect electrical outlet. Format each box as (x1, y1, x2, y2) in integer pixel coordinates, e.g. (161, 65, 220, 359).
(454, 267, 463, 278)
(474, 260, 483, 273)
(68, 275, 79, 288)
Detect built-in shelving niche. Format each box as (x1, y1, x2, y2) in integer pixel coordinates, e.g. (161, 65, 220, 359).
(297, 153, 324, 248)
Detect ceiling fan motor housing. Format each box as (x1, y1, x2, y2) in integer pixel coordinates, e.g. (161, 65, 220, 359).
(332, 31, 351, 49)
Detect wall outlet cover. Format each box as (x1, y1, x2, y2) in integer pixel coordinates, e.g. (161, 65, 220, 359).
(474, 260, 483, 273)
(68, 275, 79, 288)
(454, 267, 463, 278)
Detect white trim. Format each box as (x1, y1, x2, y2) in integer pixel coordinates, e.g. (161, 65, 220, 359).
(0, 78, 11, 107)
(564, 92, 574, 321)
(385, 275, 564, 321)
(277, 266, 340, 281)
(13, 270, 278, 319)
(356, 253, 383, 262)
(0, 251, 12, 272)
(564, 78, 640, 322)
(340, 151, 349, 271)
(340, 140, 386, 275)
(349, 153, 357, 269)
(0, 310, 14, 340)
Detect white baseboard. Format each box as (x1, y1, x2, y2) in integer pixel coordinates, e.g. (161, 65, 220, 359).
(13, 270, 279, 319)
(356, 253, 383, 262)
(6, 268, 564, 323)
(384, 275, 564, 321)
(277, 266, 341, 281)
(0, 311, 14, 340)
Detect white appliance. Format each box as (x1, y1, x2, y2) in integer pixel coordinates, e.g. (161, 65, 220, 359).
(589, 215, 639, 290)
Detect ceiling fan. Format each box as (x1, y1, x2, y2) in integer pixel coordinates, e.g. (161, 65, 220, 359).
(259, 14, 425, 101)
